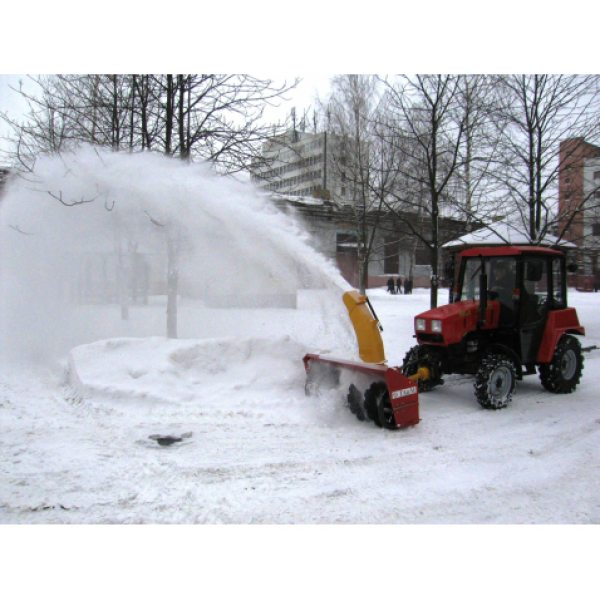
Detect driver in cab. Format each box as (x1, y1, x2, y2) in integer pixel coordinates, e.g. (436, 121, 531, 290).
(489, 260, 515, 308)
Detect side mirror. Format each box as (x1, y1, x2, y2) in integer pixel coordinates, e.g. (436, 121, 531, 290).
(567, 263, 578, 273)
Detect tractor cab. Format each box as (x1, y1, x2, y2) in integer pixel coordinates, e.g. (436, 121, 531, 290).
(455, 247, 569, 364)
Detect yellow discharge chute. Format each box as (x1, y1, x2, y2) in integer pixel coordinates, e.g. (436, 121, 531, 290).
(343, 290, 386, 365)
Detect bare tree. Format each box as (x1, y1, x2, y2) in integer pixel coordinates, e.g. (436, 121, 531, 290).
(491, 75, 600, 243)
(453, 75, 504, 231)
(0, 75, 298, 338)
(321, 74, 385, 294)
(378, 75, 474, 308)
(1, 74, 298, 174)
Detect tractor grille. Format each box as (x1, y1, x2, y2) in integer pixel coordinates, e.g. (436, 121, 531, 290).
(417, 333, 444, 344)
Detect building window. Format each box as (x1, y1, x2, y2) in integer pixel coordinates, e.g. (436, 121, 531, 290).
(565, 178, 570, 185)
(593, 223, 600, 236)
(384, 238, 400, 274)
(341, 187, 346, 197)
(594, 171, 600, 180)
(336, 233, 357, 254)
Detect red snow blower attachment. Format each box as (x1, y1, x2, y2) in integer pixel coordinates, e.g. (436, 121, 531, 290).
(303, 291, 421, 430)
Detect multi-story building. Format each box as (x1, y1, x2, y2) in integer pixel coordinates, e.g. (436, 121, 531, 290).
(270, 192, 465, 289)
(558, 138, 600, 280)
(253, 129, 469, 289)
(252, 130, 349, 202)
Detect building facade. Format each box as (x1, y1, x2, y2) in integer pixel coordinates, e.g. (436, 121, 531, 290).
(253, 129, 470, 289)
(273, 194, 463, 289)
(252, 130, 349, 203)
(558, 138, 600, 281)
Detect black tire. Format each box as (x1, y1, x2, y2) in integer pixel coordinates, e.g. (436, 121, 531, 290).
(402, 345, 442, 392)
(364, 381, 385, 427)
(347, 384, 367, 421)
(376, 388, 396, 430)
(538, 335, 584, 394)
(474, 353, 517, 410)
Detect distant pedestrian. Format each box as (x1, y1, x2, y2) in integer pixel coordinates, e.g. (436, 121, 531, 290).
(408, 276, 413, 294)
(387, 277, 395, 294)
(396, 277, 403, 294)
(403, 277, 409, 295)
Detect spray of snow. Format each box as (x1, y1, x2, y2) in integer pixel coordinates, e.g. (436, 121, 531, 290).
(0, 146, 357, 366)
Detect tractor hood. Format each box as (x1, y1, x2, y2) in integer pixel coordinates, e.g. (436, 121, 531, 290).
(414, 300, 500, 346)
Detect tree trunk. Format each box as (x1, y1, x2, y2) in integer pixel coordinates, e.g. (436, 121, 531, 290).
(111, 75, 120, 150)
(358, 254, 368, 295)
(117, 245, 129, 320)
(165, 75, 174, 155)
(430, 192, 440, 309)
(430, 244, 439, 309)
(166, 235, 178, 339)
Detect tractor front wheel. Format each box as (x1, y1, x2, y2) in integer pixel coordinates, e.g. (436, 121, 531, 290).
(402, 345, 442, 392)
(538, 335, 583, 394)
(474, 353, 517, 410)
(363, 381, 385, 427)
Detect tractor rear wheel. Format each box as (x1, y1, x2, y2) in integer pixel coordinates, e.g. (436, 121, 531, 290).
(474, 353, 516, 410)
(538, 335, 584, 394)
(364, 381, 385, 427)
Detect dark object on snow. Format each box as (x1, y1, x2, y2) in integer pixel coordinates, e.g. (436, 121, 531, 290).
(148, 432, 192, 446)
(149, 434, 183, 446)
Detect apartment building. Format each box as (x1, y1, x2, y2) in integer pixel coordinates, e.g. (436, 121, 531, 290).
(252, 130, 348, 202)
(253, 130, 473, 288)
(558, 138, 600, 279)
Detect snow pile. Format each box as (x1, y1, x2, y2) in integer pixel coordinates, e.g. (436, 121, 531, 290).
(68, 336, 308, 407)
(66, 333, 352, 427)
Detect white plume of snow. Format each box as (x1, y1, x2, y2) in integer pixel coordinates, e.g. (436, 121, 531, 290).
(0, 146, 356, 364)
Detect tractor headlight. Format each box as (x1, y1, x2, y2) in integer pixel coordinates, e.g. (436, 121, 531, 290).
(416, 318, 426, 331)
(431, 320, 442, 333)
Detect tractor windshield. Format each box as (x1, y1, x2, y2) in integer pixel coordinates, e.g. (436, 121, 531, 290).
(460, 256, 517, 307)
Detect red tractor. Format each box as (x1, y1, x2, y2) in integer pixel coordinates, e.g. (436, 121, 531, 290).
(304, 245, 585, 430)
(403, 245, 585, 409)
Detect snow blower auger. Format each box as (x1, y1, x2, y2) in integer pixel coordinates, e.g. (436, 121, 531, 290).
(303, 290, 421, 430)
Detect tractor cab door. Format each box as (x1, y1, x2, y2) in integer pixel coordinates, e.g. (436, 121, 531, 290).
(519, 258, 550, 363)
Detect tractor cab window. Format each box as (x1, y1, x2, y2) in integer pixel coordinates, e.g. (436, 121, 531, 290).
(461, 259, 484, 301)
(460, 257, 517, 307)
(552, 258, 566, 309)
(488, 257, 517, 306)
(520, 258, 549, 325)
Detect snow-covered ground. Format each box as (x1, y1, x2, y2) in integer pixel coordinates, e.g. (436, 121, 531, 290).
(0, 149, 596, 595)
(2, 287, 599, 525)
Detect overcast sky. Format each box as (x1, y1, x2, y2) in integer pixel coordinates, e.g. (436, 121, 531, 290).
(0, 74, 333, 157)
(0, 74, 31, 155)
